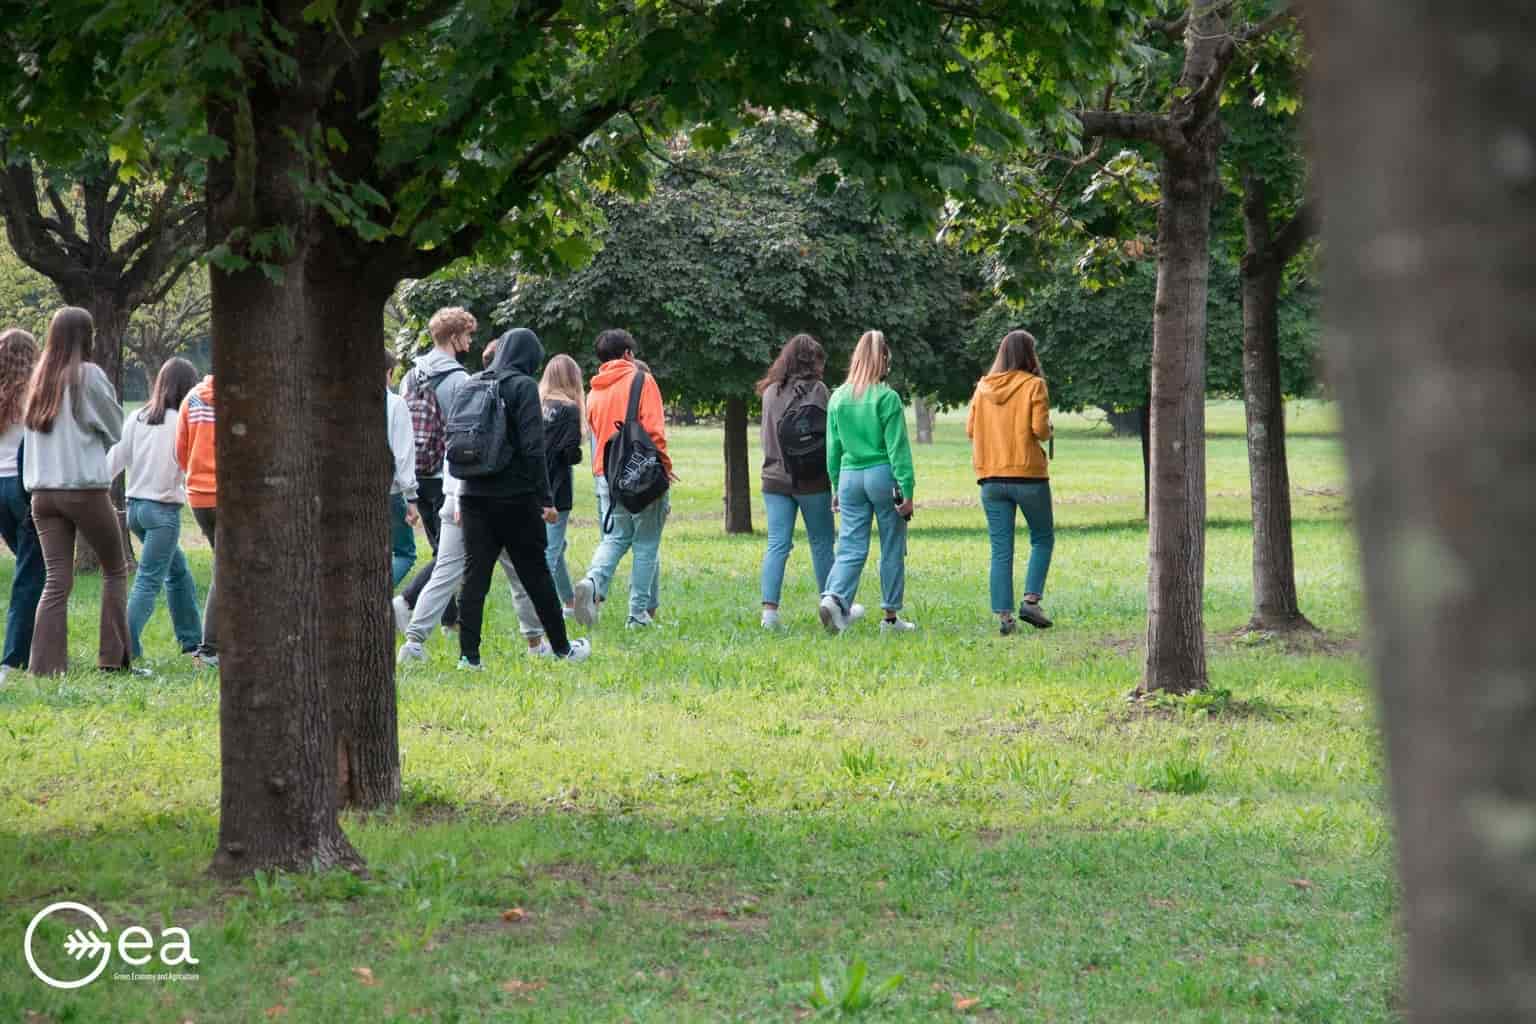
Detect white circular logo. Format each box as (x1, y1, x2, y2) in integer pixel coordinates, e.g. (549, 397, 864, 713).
(25, 901, 112, 990)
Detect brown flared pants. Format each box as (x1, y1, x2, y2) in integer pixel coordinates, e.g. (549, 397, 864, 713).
(29, 488, 130, 675)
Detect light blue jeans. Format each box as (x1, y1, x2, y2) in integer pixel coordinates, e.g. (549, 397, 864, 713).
(761, 490, 835, 606)
(126, 498, 203, 658)
(980, 480, 1054, 612)
(823, 464, 907, 614)
(545, 510, 573, 604)
(586, 477, 668, 621)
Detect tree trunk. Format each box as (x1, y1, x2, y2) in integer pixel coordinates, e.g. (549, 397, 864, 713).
(1139, 138, 1218, 696)
(307, 263, 400, 810)
(206, 41, 359, 878)
(1309, 3, 1536, 1017)
(1102, 406, 1144, 438)
(1138, 403, 1151, 520)
(723, 395, 752, 534)
(1239, 198, 1312, 634)
(913, 396, 936, 444)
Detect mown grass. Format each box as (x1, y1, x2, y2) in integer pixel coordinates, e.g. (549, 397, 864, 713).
(0, 399, 1395, 1021)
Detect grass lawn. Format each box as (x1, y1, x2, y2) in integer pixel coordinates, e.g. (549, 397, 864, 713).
(0, 399, 1395, 1021)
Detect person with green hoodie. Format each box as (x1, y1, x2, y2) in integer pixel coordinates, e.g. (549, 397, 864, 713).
(818, 330, 916, 635)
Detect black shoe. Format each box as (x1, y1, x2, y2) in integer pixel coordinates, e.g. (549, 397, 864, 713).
(999, 616, 1017, 636)
(1017, 601, 1053, 629)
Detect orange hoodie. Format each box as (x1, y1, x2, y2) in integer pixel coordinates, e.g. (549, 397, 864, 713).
(587, 359, 671, 477)
(175, 376, 217, 508)
(966, 370, 1051, 481)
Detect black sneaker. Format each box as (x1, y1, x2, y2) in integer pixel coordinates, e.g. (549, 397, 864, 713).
(1017, 601, 1053, 629)
(999, 616, 1017, 636)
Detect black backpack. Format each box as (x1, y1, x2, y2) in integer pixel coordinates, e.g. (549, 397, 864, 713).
(603, 369, 669, 530)
(776, 381, 828, 487)
(443, 369, 514, 478)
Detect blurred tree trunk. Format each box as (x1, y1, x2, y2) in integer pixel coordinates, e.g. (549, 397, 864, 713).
(913, 396, 936, 443)
(723, 395, 752, 533)
(1309, 1, 1536, 1017)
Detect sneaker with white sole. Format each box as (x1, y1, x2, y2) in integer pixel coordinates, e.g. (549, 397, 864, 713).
(527, 639, 554, 657)
(397, 641, 426, 664)
(391, 595, 411, 635)
(572, 578, 600, 626)
(879, 616, 917, 633)
(761, 608, 781, 630)
(456, 656, 485, 672)
(625, 611, 654, 630)
(560, 638, 592, 662)
(848, 603, 866, 625)
(195, 652, 219, 669)
(1017, 601, 1053, 629)
(818, 595, 848, 635)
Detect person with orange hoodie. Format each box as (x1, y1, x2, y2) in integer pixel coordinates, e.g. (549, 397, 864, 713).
(570, 329, 673, 629)
(175, 374, 220, 667)
(966, 330, 1055, 635)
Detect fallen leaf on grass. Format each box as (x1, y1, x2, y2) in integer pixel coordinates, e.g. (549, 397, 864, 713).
(265, 1006, 288, 1019)
(1149, 898, 1177, 910)
(953, 995, 981, 1012)
(352, 966, 378, 986)
(501, 979, 546, 996)
(1247, 956, 1270, 968)
(1288, 878, 1316, 891)
(501, 907, 528, 923)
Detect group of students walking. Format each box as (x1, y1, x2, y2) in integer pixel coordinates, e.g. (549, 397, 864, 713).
(0, 303, 1057, 680)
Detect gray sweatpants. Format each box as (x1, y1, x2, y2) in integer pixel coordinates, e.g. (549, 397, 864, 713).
(405, 514, 542, 644)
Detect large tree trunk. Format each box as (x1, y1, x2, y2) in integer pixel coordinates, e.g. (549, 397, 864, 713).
(723, 395, 752, 534)
(1140, 136, 1218, 695)
(308, 263, 400, 810)
(206, 33, 359, 878)
(913, 396, 936, 444)
(1239, 178, 1313, 633)
(1138, 403, 1151, 520)
(1309, 3, 1536, 1018)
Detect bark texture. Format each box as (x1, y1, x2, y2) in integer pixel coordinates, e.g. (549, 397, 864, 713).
(913, 396, 936, 444)
(723, 395, 753, 534)
(1308, 2, 1536, 1017)
(1239, 172, 1315, 633)
(206, 10, 359, 877)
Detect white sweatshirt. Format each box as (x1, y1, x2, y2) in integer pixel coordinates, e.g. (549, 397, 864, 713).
(108, 409, 188, 505)
(23, 363, 123, 491)
(385, 388, 418, 501)
(0, 422, 22, 477)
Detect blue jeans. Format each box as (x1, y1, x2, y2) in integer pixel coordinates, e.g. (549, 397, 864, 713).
(390, 494, 417, 589)
(0, 475, 43, 668)
(760, 490, 835, 606)
(126, 498, 203, 658)
(823, 464, 907, 613)
(980, 480, 1054, 612)
(586, 477, 668, 621)
(545, 510, 574, 603)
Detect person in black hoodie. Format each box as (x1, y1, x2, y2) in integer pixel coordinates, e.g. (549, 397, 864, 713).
(457, 328, 591, 668)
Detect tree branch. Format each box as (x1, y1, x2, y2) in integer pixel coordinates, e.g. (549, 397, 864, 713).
(319, 0, 457, 67)
(1077, 109, 1175, 148)
(1271, 196, 1316, 267)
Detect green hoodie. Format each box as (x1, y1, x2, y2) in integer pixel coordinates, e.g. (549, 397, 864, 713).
(826, 382, 915, 499)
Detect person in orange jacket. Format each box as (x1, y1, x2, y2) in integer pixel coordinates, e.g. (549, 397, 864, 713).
(570, 329, 672, 629)
(967, 330, 1055, 634)
(175, 375, 220, 667)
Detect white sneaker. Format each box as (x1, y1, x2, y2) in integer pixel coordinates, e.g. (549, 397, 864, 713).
(572, 578, 599, 626)
(761, 608, 781, 630)
(397, 641, 426, 664)
(818, 595, 847, 635)
(527, 639, 554, 657)
(625, 612, 654, 630)
(560, 638, 592, 662)
(0, 666, 8, 687)
(879, 616, 917, 633)
(391, 595, 411, 635)
(848, 603, 866, 625)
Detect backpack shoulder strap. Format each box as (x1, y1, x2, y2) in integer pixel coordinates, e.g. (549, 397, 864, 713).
(624, 368, 647, 425)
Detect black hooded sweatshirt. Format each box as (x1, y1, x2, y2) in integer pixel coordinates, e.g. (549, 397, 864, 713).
(458, 327, 553, 506)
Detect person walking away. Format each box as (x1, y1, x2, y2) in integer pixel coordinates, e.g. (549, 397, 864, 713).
(108, 357, 203, 659)
(448, 327, 589, 667)
(757, 333, 858, 629)
(539, 354, 586, 616)
(967, 330, 1055, 633)
(819, 329, 916, 635)
(176, 372, 219, 667)
(570, 330, 673, 629)
(0, 328, 42, 679)
(394, 307, 474, 629)
(384, 349, 421, 587)
(22, 307, 132, 674)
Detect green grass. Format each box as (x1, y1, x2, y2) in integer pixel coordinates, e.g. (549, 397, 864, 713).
(0, 399, 1396, 1021)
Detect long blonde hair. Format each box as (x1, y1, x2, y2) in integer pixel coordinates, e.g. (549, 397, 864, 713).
(843, 330, 890, 400)
(539, 353, 585, 422)
(0, 328, 39, 429)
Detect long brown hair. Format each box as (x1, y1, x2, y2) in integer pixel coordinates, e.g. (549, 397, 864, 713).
(0, 328, 39, 429)
(143, 357, 200, 426)
(843, 329, 890, 400)
(24, 307, 95, 433)
(756, 333, 826, 396)
(540, 353, 586, 422)
(989, 329, 1042, 377)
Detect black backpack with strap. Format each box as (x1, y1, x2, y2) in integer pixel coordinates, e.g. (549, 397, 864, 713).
(443, 369, 515, 478)
(776, 380, 828, 487)
(602, 368, 669, 530)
